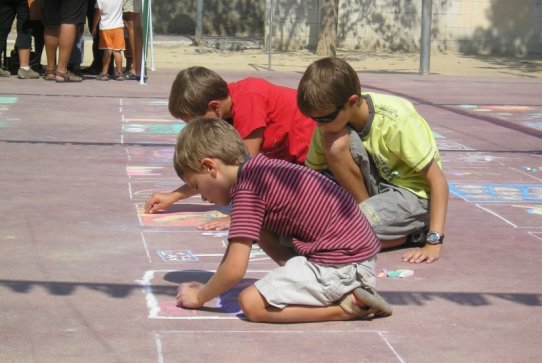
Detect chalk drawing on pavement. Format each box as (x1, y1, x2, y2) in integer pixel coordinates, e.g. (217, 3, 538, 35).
(449, 183, 542, 203)
(157, 250, 199, 262)
(458, 104, 542, 132)
(140, 270, 270, 319)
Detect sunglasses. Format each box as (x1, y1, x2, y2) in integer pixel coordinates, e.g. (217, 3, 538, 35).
(310, 106, 342, 123)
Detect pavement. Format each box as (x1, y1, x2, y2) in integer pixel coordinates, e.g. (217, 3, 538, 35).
(0, 36, 541, 362)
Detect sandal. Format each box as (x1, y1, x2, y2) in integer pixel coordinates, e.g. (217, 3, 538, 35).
(96, 73, 110, 81)
(114, 72, 124, 81)
(123, 72, 138, 80)
(55, 70, 82, 83)
(338, 285, 393, 319)
(44, 69, 56, 81)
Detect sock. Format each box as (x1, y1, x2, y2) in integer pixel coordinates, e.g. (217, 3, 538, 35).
(20, 66, 31, 71)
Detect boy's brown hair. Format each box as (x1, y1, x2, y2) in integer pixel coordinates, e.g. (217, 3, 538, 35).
(297, 57, 361, 116)
(168, 67, 229, 120)
(173, 118, 248, 178)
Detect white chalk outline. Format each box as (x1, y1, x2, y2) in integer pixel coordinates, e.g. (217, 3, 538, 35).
(475, 203, 542, 229)
(138, 269, 271, 320)
(152, 330, 405, 363)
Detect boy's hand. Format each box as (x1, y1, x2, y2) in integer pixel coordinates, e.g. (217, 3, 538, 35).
(197, 216, 231, 231)
(401, 244, 441, 264)
(144, 192, 178, 213)
(176, 282, 205, 308)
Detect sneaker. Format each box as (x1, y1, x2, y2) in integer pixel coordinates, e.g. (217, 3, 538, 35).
(0, 68, 11, 77)
(18, 68, 40, 79)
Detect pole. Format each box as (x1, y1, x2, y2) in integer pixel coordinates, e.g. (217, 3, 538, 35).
(195, 0, 203, 45)
(140, 0, 150, 84)
(419, 0, 432, 75)
(267, 0, 275, 71)
(148, 0, 155, 71)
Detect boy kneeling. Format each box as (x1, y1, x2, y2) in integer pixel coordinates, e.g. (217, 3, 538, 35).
(174, 118, 392, 323)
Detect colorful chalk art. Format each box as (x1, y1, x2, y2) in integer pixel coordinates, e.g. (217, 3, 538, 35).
(458, 104, 542, 131)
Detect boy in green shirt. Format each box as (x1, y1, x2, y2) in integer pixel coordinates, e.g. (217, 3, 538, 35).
(297, 57, 449, 264)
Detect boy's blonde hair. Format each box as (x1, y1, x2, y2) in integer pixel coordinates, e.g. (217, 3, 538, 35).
(297, 57, 361, 116)
(173, 118, 249, 178)
(168, 67, 229, 120)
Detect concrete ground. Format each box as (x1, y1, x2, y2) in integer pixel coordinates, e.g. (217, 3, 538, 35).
(0, 37, 541, 362)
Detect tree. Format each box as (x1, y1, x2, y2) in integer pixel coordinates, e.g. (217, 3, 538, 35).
(315, 0, 339, 56)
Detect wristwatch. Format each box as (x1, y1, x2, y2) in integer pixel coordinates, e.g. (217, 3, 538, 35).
(426, 231, 444, 245)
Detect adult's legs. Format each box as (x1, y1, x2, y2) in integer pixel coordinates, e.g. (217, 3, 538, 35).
(14, 0, 33, 69)
(43, 24, 58, 78)
(55, 23, 76, 76)
(0, 0, 16, 74)
(123, 11, 142, 76)
(85, 0, 101, 71)
(28, 20, 44, 69)
(53, 0, 85, 81)
(68, 23, 84, 74)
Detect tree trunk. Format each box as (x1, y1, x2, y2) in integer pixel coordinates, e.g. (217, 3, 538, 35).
(315, 0, 339, 56)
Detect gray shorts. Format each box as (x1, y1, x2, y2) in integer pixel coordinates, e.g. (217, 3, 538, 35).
(349, 128, 429, 240)
(255, 255, 376, 309)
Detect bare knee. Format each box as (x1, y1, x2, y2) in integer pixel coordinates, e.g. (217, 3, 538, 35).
(238, 285, 267, 322)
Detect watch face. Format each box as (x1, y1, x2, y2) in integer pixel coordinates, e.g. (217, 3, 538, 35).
(427, 232, 442, 244)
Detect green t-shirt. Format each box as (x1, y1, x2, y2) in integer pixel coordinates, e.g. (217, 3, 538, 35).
(305, 92, 441, 199)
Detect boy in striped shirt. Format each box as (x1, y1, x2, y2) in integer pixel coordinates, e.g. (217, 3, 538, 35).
(173, 118, 392, 323)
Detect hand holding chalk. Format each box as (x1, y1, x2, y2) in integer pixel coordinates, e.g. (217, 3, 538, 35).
(176, 281, 205, 308)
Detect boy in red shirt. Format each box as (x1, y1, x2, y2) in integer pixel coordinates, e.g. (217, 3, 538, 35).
(144, 67, 316, 230)
(172, 118, 392, 322)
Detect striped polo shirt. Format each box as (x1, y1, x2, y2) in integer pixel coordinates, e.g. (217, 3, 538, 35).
(228, 154, 380, 266)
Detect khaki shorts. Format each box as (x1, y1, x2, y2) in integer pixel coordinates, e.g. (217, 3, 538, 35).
(255, 255, 376, 309)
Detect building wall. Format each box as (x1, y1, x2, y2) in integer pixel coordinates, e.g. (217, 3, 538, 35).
(152, 0, 265, 37)
(150, 0, 542, 55)
(264, 0, 542, 55)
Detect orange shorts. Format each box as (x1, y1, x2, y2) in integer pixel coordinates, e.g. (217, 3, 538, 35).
(99, 27, 125, 51)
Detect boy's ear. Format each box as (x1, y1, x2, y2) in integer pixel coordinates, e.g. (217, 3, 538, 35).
(201, 158, 217, 176)
(207, 100, 221, 117)
(347, 94, 360, 106)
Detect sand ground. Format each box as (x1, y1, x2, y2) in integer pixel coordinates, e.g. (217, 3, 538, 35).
(148, 36, 542, 78)
(8, 33, 538, 79)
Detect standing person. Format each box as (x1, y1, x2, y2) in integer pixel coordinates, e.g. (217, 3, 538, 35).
(122, 0, 142, 80)
(27, 0, 44, 73)
(41, 0, 86, 82)
(172, 118, 392, 323)
(0, 0, 40, 78)
(143, 66, 317, 230)
(82, 0, 102, 75)
(297, 57, 449, 264)
(92, 0, 124, 81)
(67, 22, 84, 76)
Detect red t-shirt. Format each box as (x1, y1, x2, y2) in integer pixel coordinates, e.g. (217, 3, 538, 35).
(227, 78, 316, 164)
(228, 155, 381, 266)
